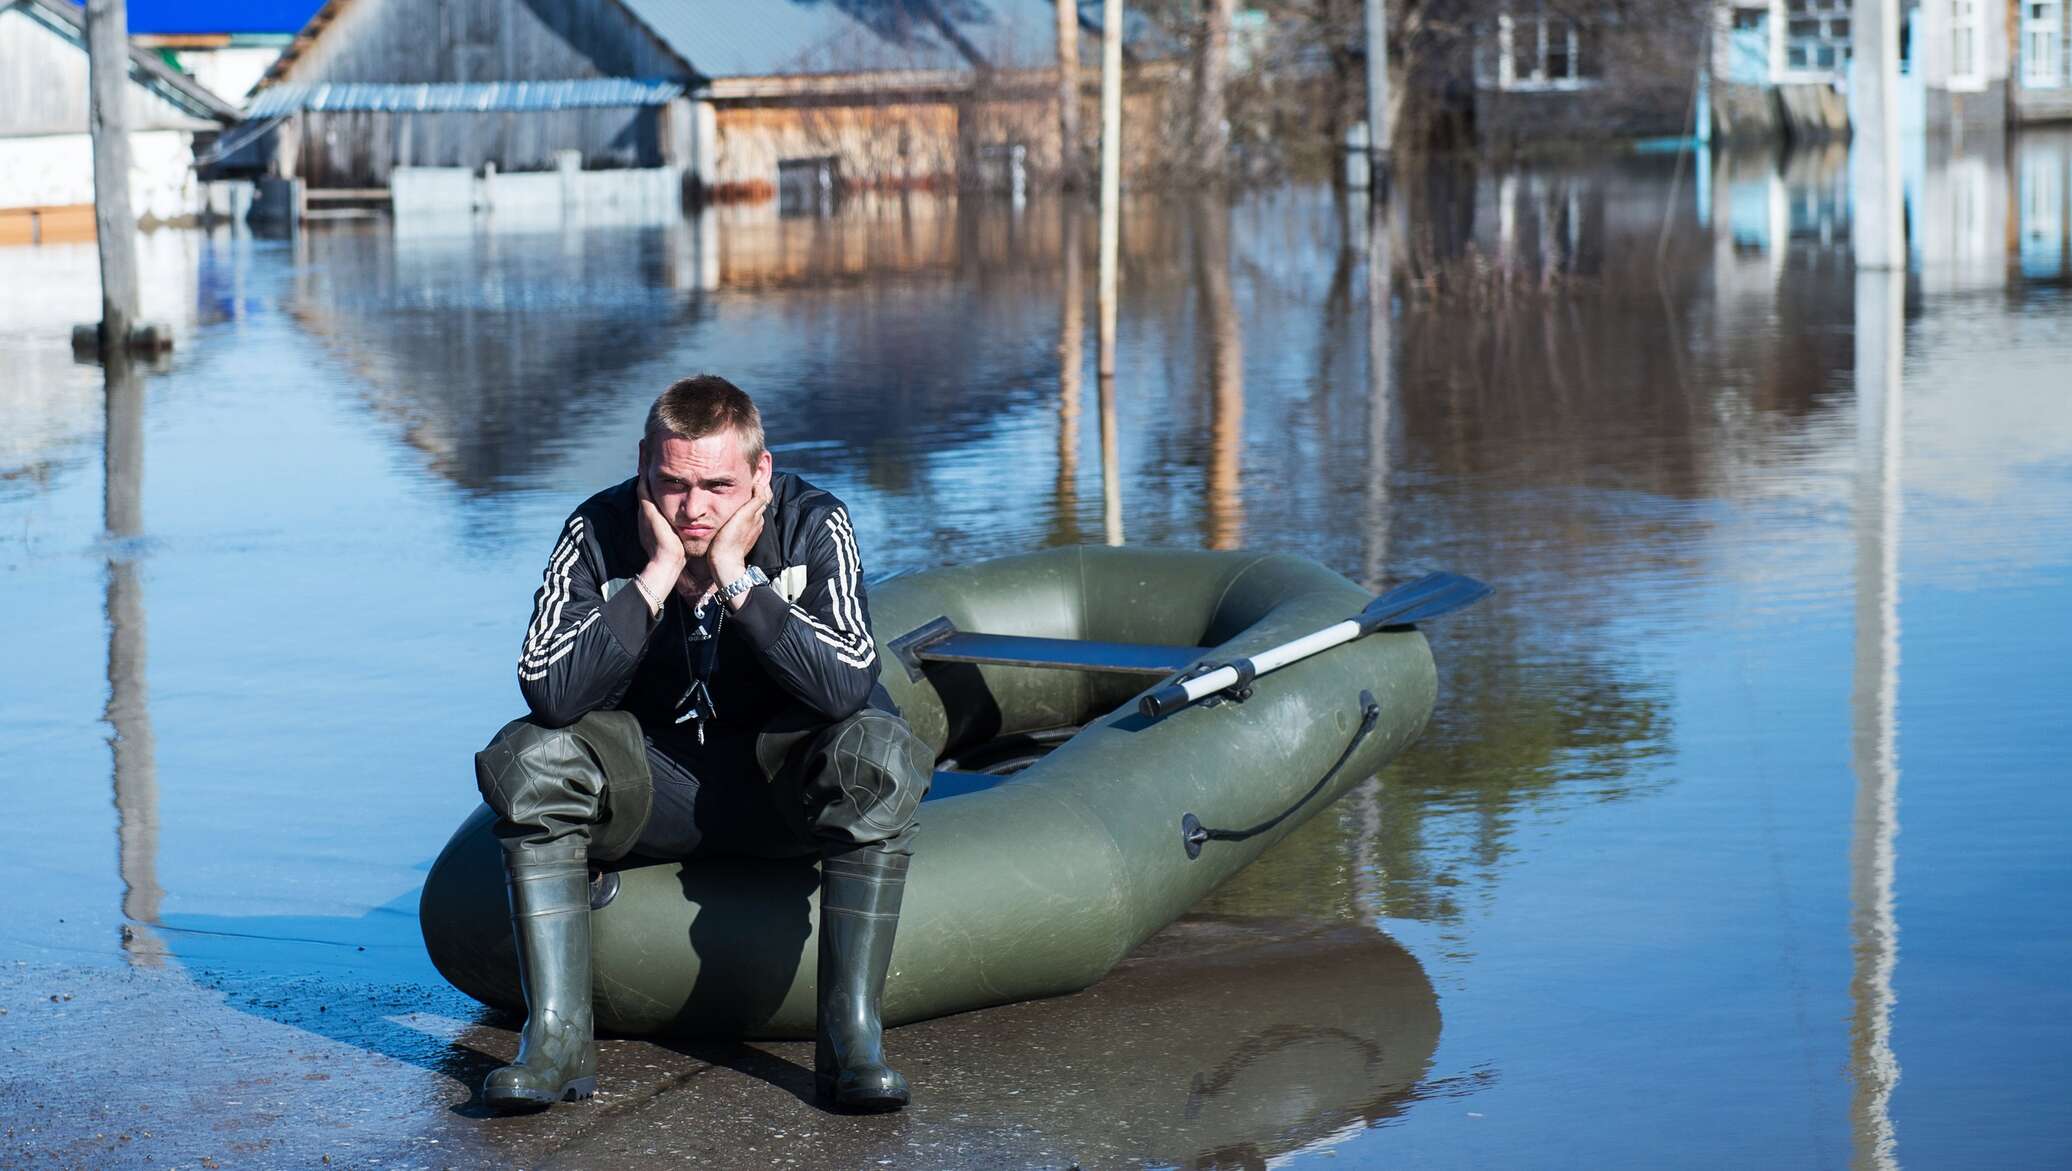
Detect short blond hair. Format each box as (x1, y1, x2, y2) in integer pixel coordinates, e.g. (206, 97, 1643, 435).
(644, 375, 766, 465)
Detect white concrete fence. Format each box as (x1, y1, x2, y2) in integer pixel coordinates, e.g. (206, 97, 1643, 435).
(389, 150, 686, 227)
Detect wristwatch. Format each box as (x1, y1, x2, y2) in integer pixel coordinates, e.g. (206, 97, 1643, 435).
(719, 565, 768, 603)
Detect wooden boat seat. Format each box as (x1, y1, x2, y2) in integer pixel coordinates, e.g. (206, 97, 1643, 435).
(889, 615, 1197, 681)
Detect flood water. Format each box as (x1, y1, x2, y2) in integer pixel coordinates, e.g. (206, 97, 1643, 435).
(4, 129, 2071, 1168)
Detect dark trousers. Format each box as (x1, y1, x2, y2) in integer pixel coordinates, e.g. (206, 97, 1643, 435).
(474, 707, 932, 865)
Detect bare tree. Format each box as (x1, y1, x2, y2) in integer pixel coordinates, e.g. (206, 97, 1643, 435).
(1194, 0, 1236, 178)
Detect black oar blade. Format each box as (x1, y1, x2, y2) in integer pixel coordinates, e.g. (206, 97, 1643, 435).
(1357, 572, 1493, 633)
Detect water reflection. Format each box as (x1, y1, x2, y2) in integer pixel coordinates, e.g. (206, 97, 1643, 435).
(1055, 203, 1085, 546)
(288, 222, 704, 493)
(1848, 268, 1904, 1171)
(1361, 190, 1393, 589)
(2018, 133, 2071, 283)
(5, 128, 2071, 1166)
(1098, 370, 1124, 546)
(103, 353, 163, 967)
(808, 919, 1443, 1167)
(1198, 197, 1245, 550)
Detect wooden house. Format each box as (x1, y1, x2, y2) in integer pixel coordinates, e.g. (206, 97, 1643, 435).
(0, 0, 238, 243)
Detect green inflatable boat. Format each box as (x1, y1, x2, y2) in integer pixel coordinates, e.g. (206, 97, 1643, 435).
(421, 546, 1457, 1038)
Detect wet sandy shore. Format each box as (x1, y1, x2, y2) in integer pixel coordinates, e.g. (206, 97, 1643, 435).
(2, 916, 1438, 1169)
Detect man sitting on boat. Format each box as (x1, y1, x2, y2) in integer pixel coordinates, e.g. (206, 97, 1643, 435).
(472, 374, 931, 1113)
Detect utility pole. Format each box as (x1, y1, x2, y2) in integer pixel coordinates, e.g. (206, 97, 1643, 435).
(1097, 0, 1124, 378)
(1363, 0, 1391, 200)
(84, 0, 139, 355)
(1197, 0, 1235, 180)
(1852, 0, 1903, 267)
(1055, 0, 1081, 188)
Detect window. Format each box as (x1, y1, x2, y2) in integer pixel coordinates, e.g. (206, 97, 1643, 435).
(777, 157, 838, 218)
(1951, 0, 1981, 86)
(2024, 0, 2062, 86)
(1499, 13, 1599, 89)
(1783, 0, 1853, 75)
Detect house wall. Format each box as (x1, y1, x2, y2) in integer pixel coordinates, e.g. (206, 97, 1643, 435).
(294, 106, 662, 188)
(1470, 18, 1702, 147)
(0, 4, 218, 135)
(0, 4, 223, 223)
(1475, 83, 1695, 145)
(1914, 0, 2011, 91)
(709, 87, 1158, 196)
(0, 128, 210, 221)
(2015, 86, 2072, 121)
(168, 43, 285, 107)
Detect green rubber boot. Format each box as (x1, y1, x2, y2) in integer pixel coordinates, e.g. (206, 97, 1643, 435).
(482, 839, 598, 1113)
(814, 849, 911, 1111)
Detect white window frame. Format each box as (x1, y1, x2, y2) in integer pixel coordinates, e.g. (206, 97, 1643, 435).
(2022, 0, 2062, 86)
(1775, 0, 1853, 82)
(1497, 12, 1598, 90)
(1949, 0, 1985, 90)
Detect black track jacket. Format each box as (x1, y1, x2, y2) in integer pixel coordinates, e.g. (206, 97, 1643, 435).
(515, 472, 882, 735)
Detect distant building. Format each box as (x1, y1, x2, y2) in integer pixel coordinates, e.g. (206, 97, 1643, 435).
(1472, 0, 2010, 147)
(1, 0, 237, 243)
(114, 0, 321, 108)
(230, 0, 1138, 217)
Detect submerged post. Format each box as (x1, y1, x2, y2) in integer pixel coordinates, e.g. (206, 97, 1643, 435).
(1097, 0, 1123, 379)
(84, 0, 139, 355)
(1851, 0, 1904, 267)
(1100, 370, 1124, 545)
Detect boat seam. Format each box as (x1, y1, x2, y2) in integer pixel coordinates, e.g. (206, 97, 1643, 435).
(1204, 553, 1278, 645)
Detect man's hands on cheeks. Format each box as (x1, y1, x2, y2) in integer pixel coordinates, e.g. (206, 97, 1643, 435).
(634, 474, 687, 618)
(709, 478, 772, 611)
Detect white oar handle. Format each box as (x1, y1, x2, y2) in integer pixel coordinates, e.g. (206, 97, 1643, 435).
(1139, 619, 1360, 718)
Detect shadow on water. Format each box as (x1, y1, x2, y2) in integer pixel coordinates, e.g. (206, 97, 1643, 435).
(875, 917, 1452, 1166)
(150, 882, 510, 1096)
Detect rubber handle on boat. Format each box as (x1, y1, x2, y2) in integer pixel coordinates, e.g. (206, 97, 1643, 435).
(1140, 682, 1192, 719)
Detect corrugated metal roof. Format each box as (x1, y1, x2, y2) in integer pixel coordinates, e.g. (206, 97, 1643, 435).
(247, 78, 686, 116)
(71, 0, 320, 36)
(620, 0, 1069, 78)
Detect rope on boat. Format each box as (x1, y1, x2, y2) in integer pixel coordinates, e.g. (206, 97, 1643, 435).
(1180, 690, 1383, 861)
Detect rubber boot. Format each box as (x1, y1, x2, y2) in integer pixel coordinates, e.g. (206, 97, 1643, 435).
(482, 838, 598, 1113)
(814, 849, 910, 1111)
